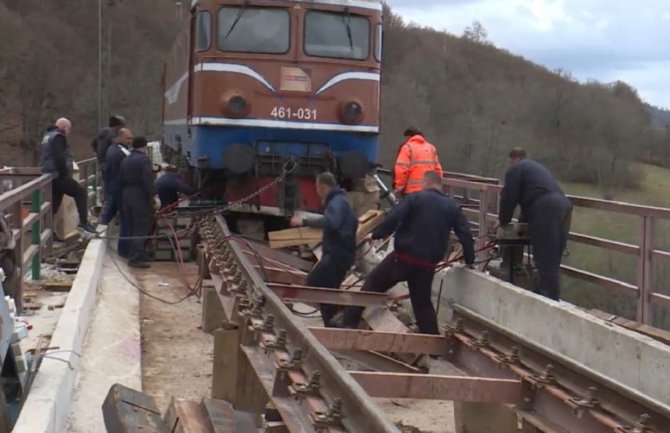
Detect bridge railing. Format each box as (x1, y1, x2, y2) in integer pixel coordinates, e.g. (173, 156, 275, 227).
(0, 158, 99, 312)
(440, 176, 670, 327)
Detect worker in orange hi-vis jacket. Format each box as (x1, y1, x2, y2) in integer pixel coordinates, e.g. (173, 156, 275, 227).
(393, 127, 444, 197)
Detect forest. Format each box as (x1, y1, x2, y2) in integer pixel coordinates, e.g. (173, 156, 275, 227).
(1, 1, 668, 196)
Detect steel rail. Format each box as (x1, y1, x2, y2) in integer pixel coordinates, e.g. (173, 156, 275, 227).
(448, 304, 670, 433)
(207, 215, 399, 433)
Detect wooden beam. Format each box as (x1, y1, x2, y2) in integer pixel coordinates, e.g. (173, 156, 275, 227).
(268, 227, 321, 249)
(349, 371, 521, 403)
(102, 384, 169, 433)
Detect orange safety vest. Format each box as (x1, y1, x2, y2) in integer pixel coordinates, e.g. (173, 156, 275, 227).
(393, 135, 443, 194)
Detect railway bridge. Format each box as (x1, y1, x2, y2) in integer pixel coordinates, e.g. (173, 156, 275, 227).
(1, 158, 669, 433)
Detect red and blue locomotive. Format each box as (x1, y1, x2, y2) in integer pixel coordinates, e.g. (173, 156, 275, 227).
(162, 0, 383, 216)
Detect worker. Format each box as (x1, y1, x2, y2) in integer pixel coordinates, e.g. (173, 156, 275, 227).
(102, 128, 132, 257)
(0, 212, 17, 299)
(393, 127, 443, 197)
(40, 118, 96, 234)
(92, 114, 126, 175)
(154, 164, 197, 209)
(498, 147, 572, 301)
(290, 172, 358, 327)
(336, 171, 475, 334)
(120, 137, 155, 269)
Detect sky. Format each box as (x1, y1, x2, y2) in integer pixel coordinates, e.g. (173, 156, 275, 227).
(386, 0, 670, 109)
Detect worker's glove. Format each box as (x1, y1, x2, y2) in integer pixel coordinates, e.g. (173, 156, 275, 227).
(152, 196, 161, 211)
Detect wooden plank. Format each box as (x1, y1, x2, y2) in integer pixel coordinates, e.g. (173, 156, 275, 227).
(589, 309, 670, 345)
(163, 398, 213, 433)
(356, 210, 386, 241)
(268, 227, 321, 249)
(201, 398, 237, 433)
(102, 384, 169, 433)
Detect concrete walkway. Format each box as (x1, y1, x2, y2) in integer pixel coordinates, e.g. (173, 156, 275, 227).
(66, 253, 142, 432)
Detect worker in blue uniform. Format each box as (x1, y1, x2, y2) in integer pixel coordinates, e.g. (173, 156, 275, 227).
(120, 137, 155, 268)
(336, 171, 475, 334)
(40, 117, 96, 234)
(498, 147, 572, 300)
(102, 128, 132, 257)
(290, 172, 358, 327)
(154, 165, 197, 209)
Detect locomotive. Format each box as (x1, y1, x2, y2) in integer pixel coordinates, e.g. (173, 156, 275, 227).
(161, 0, 383, 218)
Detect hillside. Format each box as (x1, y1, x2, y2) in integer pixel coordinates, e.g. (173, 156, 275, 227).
(0, 0, 177, 165)
(647, 104, 670, 129)
(0, 2, 668, 193)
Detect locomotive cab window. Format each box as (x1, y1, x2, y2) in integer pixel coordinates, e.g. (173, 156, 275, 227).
(194, 11, 212, 51)
(218, 7, 290, 54)
(304, 10, 370, 60)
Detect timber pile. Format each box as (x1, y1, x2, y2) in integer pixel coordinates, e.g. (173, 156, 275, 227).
(268, 210, 386, 249)
(103, 384, 256, 433)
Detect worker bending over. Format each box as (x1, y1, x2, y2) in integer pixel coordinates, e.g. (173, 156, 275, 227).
(155, 165, 197, 209)
(337, 171, 475, 334)
(120, 137, 155, 269)
(290, 172, 358, 327)
(498, 148, 572, 300)
(393, 127, 443, 197)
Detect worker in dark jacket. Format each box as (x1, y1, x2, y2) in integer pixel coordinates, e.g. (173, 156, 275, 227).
(40, 118, 96, 234)
(92, 114, 126, 174)
(155, 165, 197, 209)
(338, 171, 475, 334)
(120, 137, 155, 268)
(102, 128, 132, 257)
(498, 148, 572, 301)
(0, 212, 17, 300)
(290, 172, 358, 327)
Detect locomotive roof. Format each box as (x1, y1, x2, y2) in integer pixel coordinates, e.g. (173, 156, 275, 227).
(191, 0, 383, 11)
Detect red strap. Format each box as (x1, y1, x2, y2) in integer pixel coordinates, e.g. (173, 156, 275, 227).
(395, 251, 437, 270)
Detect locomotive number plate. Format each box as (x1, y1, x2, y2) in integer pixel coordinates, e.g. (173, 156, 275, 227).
(270, 106, 318, 121)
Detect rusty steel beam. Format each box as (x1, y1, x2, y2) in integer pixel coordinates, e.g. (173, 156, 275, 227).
(332, 350, 420, 373)
(253, 265, 307, 285)
(309, 328, 447, 355)
(241, 240, 314, 272)
(445, 306, 670, 433)
(349, 372, 522, 403)
(268, 284, 388, 308)
(206, 215, 399, 433)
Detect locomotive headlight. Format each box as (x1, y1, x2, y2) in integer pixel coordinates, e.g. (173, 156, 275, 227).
(228, 96, 247, 115)
(339, 100, 364, 124)
(221, 90, 250, 118)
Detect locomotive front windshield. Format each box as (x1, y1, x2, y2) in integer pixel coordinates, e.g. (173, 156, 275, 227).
(304, 10, 370, 60)
(218, 7, 290, 54)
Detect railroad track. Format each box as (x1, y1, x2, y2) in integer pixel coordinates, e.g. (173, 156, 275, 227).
(198, 213, 670, 433)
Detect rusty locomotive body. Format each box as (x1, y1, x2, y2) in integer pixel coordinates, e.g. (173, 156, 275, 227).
(162, 0, 383, 214)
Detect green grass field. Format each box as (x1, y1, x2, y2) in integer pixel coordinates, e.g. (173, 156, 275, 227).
(559, 163, 670, 326)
